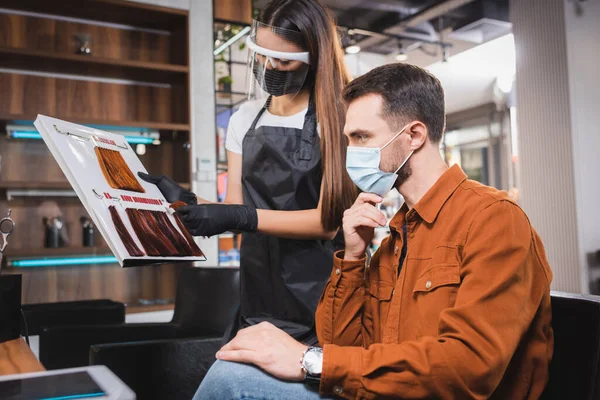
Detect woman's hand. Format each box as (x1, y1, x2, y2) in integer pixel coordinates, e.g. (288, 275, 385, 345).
(138, 172, 198, 205)
(176, 204, 258, 237)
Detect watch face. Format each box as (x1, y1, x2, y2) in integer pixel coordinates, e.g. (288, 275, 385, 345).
(304, 348, 323, 375)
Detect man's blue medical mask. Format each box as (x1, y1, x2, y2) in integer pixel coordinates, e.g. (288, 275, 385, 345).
(346, 124, 414, 197)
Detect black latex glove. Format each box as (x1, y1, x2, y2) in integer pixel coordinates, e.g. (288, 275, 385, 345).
(138, 172, 197, 205)
(176, 204, 258, 237)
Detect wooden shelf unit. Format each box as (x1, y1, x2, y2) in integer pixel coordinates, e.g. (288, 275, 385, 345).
(0, 181, 190, 191)
(0, 114, 190, 132)
(0, 0, 193, 305)
(0, 0, 188, 31)
(5, 246, 113, 259)
(0, 47, 189, 84)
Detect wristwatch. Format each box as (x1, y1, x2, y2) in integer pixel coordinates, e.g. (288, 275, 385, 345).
(301, 347, 323, 383)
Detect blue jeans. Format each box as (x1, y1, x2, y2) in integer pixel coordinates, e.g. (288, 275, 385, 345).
(193, 359, 331, 400)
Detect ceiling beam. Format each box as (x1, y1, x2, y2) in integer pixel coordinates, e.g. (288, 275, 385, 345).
(353, 0, 480, 50)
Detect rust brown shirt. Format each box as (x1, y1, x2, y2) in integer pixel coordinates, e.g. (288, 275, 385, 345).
(316, 165, 553, 399)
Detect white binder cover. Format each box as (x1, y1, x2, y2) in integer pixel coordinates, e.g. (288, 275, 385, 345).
(34, 115, 206, 267)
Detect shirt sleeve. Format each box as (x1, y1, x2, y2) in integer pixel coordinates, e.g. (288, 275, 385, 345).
(316, 251, 369, 348)
(319, 200, 552, 399)
(225, 118, 243, 155)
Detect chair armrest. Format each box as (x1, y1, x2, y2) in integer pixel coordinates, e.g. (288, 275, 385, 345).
(90, 337, 223, 400)
(40, 323, 181, 370)
(22, 300, 125, 336)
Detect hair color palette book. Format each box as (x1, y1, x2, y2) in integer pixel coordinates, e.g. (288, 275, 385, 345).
(34, 115, 206, 267)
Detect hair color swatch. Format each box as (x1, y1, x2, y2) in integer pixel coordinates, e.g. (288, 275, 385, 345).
(95, 147, 145, 193)
(108, 205, 145, 257)
(172, 213, 205, 257)
(170, 201, 187, 210)
(125, 208, 201, 257)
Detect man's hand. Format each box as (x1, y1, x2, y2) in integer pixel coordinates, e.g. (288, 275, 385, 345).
(217, 322, 309, 382)
(343, 192, 387, 260)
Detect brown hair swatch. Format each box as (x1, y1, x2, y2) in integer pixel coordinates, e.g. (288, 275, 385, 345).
(169, 201, 204, 257)
(108, 205, 145, 257)
(154, 211, 204, 257)
(170, 201, 187, 210)
(126, 209, 178, 256)
(125, 208, 202, 257)
(95, 147, 145, 193)
(172, 213, 205, 257)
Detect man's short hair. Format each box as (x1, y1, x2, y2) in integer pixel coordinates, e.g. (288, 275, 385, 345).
(343, 63, 446, 143)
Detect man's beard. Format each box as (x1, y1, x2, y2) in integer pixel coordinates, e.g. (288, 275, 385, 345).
(383, 143, 413, 189)
(394, 160, 412, 188)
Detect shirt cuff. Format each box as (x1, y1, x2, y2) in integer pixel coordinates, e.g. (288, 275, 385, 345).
(331, 250, 367, 286)
(320, 344, 363, 399)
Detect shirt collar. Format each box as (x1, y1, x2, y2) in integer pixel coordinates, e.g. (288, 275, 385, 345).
(390, 164, 467, 230)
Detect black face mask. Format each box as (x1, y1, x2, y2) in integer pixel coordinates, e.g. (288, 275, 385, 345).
(253, 64, 314, 97)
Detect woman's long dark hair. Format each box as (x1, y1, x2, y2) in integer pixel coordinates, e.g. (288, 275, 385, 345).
(258, 0, 357, 231)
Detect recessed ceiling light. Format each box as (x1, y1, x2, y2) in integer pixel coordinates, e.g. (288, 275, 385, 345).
(346, 45, 361, 54)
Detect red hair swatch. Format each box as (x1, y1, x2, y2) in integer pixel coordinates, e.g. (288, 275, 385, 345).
(95, 147, 145, 193)
(126, 208, 178, 256)
(108, 205, 145, 257)
(153, 211, 196, 256)
(169, 201, 204, 257)
(172, 213, 204, 257)
(170, 201, 187, 210)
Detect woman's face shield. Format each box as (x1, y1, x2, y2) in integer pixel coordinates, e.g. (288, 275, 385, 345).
(246, 20, 311, 100)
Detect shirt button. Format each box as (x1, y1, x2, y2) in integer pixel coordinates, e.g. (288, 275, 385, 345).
(394, 246, 399, 255)
(335, 268, 341, 275)
(333, 386, 343, 395)
(425, 280, 432, 289)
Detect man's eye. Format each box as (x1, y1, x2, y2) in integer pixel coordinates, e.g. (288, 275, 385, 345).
(357, 135, 367, 143)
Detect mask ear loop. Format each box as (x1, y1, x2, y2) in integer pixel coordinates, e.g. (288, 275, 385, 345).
(394, 150, 414, 174)
(380, 123, 411, 151)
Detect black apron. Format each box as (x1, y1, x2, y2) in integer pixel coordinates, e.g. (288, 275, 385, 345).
(223, 95, 337, 346)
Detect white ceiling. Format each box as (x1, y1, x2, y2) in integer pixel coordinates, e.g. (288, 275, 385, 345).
(426, 33, 515, 113)
(344, 33, 516, 115)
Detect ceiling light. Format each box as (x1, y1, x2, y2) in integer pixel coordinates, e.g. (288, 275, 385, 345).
(346, 45, 361, 54)
(395, 52, 408, 62)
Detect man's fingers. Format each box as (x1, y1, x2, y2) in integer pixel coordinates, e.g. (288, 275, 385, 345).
(346, 216, 382, 230)
(345, 206, 386, 228)
(357, 203, 387, 225)
(216, 349, 258, 364)
(355, 192, 383, 206)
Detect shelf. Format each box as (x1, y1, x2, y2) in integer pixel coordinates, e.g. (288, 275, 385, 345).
(216, 91, 247, 108)
(217, 162, 228, 172)
(0, 181, 190, 191)
(0, 48, 188, 84)
(0, 114, 190, 131)
(214, 18, 251, 28)
(1, 0, 188, 31)
(126, 302, 175, 314)
(4, 246, 113, 259)
(0, 181, 72, 190)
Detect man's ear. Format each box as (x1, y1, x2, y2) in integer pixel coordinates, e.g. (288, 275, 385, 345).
(407, 122, 428, 150)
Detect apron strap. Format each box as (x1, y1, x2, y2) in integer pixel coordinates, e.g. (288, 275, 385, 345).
(248, 97, 271, 132)
(250, 92, 318, 160)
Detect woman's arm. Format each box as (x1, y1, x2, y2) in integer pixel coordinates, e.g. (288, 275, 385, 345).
(256, 180, 338, 240)
(224, 152, 337, 240)
(223, 151, 244, 205)
(256, 199, 338, 240)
